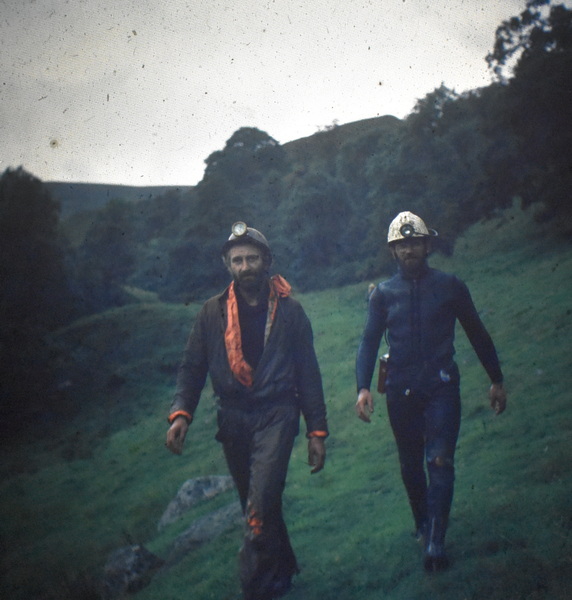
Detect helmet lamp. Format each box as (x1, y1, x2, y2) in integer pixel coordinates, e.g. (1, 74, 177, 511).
(231, 221, 248, 237)
(400, 224, 415, 238)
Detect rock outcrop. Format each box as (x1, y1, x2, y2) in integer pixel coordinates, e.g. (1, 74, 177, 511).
(101, 475, 241, 597)
(102, 544, 164, 600)
(165, 501, 243, 566)
(158, 475, 236, 531)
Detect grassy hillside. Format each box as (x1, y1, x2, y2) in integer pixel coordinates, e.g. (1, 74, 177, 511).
(281, 115, 404, 169)
(46, 182, 193, 218)
(1, 204, 571, 599)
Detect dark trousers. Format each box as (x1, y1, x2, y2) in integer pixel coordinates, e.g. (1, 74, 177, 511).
(216, 403, 300, 600)
(386, 379, 461, 536)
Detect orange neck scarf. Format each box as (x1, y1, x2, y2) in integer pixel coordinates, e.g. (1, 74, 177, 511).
(225, 275, 291, 387)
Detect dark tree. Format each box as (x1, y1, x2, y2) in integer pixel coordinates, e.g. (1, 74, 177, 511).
(74, 199, 137, 311)
(486, 0, 571, 81)
(487, 0, 572, 221)
(0, 167, 72, 329)
(0, 168, 75, 428)
(204, 127, 287, 189)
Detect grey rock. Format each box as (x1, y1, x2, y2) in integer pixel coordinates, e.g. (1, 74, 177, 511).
(165, 501, 243, 566)
(101, 477, 240, 596)
(101, 544, 164, 600)
(158, 475, 235, 531)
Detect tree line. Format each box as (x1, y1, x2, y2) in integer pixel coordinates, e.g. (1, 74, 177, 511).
(1, 0, 571, 431)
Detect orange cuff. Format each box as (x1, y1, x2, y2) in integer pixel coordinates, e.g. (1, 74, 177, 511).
(307, 430, 328, 439)
(168, 410, 193, 425)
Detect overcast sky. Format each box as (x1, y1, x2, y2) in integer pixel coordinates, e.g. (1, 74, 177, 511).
(0, 0, 542, 186)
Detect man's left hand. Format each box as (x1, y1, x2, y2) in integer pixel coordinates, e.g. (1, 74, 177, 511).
(489, 382, 507, 415)
(308, 437, 326, 474)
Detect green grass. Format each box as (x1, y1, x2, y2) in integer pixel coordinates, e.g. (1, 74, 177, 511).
(1, 203, 571, 599)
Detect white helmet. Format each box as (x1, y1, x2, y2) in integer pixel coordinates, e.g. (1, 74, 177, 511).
(387, 211, 438, 244)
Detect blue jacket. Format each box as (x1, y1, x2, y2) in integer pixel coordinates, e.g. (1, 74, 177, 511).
(356, 265, 503, 392)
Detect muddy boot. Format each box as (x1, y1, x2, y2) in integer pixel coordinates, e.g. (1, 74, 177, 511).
(424, 517, 449, 572)
(408, 492, 428, 544)
(270, 574, 293, 598)
(415, 519, 428, 545)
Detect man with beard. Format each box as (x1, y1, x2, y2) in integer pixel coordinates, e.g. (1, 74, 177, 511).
(355, 211, 507, 572)
(166, 222, 328, 600)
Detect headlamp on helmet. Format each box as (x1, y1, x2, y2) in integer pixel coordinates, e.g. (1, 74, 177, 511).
(400, 223, 416, 238)
(231, 221, 248, 237)
(222, 222, 272, 264)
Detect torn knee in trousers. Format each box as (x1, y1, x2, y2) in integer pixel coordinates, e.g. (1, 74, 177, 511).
(247, 508, 263, 539)
(428, 455, 453, 468)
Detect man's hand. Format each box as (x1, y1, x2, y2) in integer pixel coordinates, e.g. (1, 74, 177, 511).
(308, 437, 326, 474)
(489, 382, 507, 415)
(356, 388, 374, 423)
(166, 417, 189, 455)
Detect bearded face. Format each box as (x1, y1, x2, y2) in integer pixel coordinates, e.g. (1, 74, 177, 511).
(225, 243, 268, 293)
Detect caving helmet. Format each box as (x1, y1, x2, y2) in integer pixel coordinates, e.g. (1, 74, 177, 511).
(387, 211, 438, 244)
(222, 221, 272, 264)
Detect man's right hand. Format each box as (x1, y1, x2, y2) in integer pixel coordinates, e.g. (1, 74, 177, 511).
(166, 417, 189, 455)
(489, 382, 507, 415)
(355, 388, 374, 423)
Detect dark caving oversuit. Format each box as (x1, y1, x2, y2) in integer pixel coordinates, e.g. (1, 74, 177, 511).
(356, 211, 506, 572)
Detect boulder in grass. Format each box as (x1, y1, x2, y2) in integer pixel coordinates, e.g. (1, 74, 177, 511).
(101, 544, 164, 600)
(165, 501, 243, 566)
(158, 475, 235, 531)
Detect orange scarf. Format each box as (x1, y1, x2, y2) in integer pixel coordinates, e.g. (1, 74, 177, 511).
(225, 275, 291, 387)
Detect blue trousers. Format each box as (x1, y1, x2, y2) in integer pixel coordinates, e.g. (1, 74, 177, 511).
(386, 374, 461, 536)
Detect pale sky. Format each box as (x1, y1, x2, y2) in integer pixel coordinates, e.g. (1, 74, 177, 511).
(0, 0, 540, 186)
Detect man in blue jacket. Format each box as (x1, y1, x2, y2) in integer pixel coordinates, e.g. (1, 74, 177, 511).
(355, 211, 507, 572)
(167, 222, 328, 599)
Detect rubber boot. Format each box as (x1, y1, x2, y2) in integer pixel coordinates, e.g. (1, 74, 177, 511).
(424, 517, 449, 572)
(415, 518, 428, 545)
(405, 484, 427, 543)
(414, 502, 428, 544)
